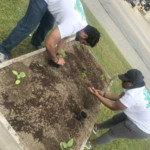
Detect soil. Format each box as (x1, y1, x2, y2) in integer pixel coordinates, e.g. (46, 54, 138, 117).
(0, 41, 109, 150)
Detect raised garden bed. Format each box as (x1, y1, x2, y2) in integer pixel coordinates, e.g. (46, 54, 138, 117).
(0, 41, 109, 150)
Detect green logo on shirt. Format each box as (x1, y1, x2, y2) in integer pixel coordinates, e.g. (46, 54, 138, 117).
(144, 88, 150, 108)
(74, 0, 86, 21)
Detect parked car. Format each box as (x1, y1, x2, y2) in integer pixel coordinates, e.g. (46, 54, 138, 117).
(144, 3, 150, 11)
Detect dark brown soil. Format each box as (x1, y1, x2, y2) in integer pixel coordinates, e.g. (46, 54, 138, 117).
(0, 41, 109, 150)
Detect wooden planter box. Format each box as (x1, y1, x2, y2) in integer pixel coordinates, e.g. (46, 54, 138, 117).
(0, 41, 109, 150)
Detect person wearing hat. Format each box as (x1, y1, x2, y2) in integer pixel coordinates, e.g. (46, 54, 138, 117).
(85, 69, 150, 149)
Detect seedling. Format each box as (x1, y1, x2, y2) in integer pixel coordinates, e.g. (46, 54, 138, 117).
(60, 138, 74, 150)
(61, 49, 66, 57)
(12, 70, 26, 85)
(81, 70, 87, 78)
(77, 45, 81, 50)
(100, 74, 105, 81)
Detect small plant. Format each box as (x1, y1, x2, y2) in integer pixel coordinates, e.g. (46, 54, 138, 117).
(60, 138, 74, 150)
(61, 49, 66, 57)
(81, 70, 87, 78)
(100, 74, 105, 81)
(12, 70, 26, 85)
(77, 45, 81, 50)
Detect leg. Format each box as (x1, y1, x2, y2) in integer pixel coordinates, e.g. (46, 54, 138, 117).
(0, 0, 48, 55)
(93, 119, 150, 146)
(30, 10, 55, 46)
(100, 112, 127, 129)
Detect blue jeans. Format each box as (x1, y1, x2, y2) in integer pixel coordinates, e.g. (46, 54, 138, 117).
(0, 0, 54, 55)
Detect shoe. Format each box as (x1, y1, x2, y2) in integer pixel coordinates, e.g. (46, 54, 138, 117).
(0, 52, 8, 63)
(35, 45, 44, 50)
(85, 141, 92, 150)
(93, 123, 100, 134)
(30, 40, 44, 50)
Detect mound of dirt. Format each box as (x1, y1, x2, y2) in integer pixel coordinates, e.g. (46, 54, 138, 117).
(0, 41, 109, 150)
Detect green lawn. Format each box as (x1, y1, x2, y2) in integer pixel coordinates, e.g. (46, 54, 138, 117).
(0, 0, 150, 150)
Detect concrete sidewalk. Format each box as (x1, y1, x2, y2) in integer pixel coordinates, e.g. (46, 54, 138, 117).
(145, 11, 150, 23)
(0, 112, 23, 150)
(123, 1, 150, 41)
(0, 122, 22, 150)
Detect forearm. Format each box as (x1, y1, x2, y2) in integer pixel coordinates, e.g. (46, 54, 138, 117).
(104, 92, 121, 101)
(46, 44, 58, 62)
(45, 27, 62, 63)
(88, 87, 126, 110)
(96, 94, 114, 110)
(57, 38, 68, 54)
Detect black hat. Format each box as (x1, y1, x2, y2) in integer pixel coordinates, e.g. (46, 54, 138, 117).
(118, 69, 144, 84)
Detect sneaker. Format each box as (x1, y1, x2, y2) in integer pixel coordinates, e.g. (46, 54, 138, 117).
(30, 40, 44, 50)
(0, 52, 8, 63)
(93, 123, 100, 134)
(85, 141, 92, 150)
(35, 45, 44, 50)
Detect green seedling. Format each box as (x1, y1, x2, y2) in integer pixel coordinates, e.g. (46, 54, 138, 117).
(81, 70, 87, 78)
(60, 138, 74, 150)
(77, 45, 81, 50)
(12, 70, 26, 85)
(100, 74, 105, 81)
(61, 49, 66, 57)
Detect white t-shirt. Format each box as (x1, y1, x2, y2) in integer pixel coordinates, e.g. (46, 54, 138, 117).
(44, 0, 88, 39)
(120, 86, 150, 134)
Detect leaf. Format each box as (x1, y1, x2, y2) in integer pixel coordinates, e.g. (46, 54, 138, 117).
(67, 138, 74, 147)
(15, 80, 20, 85)
(17, 75, 20, 79)
(19, 72, 26, 78)
(100, 74, 105, 81)
(61, 49, 66, 57)
(12, 70, 18, 76)
(81, 72, 87, 78)
(69, 148, 73, 150)
(62, 142, 67, 149)
(77, 45, 81, 50)
(60, 142, 64, 150)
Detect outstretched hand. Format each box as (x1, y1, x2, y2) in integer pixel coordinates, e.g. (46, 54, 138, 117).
(88, 87, 104, 97)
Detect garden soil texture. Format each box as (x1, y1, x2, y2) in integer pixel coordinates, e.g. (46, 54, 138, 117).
(0, 41, 109, 150)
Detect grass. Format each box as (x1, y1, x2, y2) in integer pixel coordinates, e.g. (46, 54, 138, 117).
(0, 0, 150, 150)
(0, 0, 39, 58)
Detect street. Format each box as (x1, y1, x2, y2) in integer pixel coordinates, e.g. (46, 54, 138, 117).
(84, 0, 150, 90)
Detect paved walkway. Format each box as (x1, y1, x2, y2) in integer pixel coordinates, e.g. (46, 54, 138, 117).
(124, 1, 150, 39)
(0, 122, 22, 150)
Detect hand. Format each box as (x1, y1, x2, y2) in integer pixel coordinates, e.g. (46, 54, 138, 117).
(97, 89, 105, 96)
(88, 87, 101, 97)
(54, 57, 65, 66)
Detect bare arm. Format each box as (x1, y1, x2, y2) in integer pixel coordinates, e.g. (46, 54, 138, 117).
(103, 92, 124, 101)
(57, 38, 68, 54)
(92, 87, 124, 101)
(88, 87, 126, 111)
(45, 27, 66, 65)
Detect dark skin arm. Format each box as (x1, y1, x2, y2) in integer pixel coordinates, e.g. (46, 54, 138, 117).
(88, 87, 127, 111)
(45, 27, 68, 66)
(95, 88, 125, 101)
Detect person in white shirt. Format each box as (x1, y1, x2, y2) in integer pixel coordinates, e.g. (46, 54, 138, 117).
(85, 69, 150, 149)
(0, 0, 100, 65)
